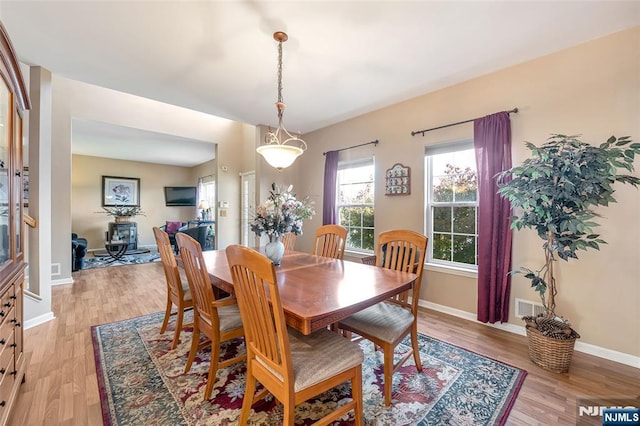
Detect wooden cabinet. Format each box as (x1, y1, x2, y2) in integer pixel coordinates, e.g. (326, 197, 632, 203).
(0, 271, 23, 425)
(0, 22, 30, 424)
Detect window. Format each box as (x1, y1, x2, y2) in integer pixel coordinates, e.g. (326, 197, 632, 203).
(337, 157, 375, 252)
(198, 175, 216, 218)
(425, 141, 478, 269)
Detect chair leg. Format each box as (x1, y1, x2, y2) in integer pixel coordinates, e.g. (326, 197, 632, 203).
(383, 347, 394, 406)
(160, 297, 172, 335)
(184, 323, 200, 373)
(171, 306, 184, 350)
(239, 369, 256, 425)
(204, 343, 221, 400)
(411, 324, 423, 371)
(352, 366, 363, 426)
(282, 394, 296, 426)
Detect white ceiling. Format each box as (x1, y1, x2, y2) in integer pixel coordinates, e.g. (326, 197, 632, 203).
(1, 1, 639, 166)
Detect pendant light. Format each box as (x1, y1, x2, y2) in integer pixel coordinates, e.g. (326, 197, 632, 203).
(256, 31, 307, 170)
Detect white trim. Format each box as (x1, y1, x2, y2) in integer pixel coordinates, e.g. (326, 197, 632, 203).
(51, 277, 74, 286)
(24, 312, 55, 330)
(420, 299, 640, 369)
(424, 262, 477, 279)
(24, 289, 43, 302)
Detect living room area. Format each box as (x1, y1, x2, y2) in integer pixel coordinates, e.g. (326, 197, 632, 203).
(71, 146, 216, 269)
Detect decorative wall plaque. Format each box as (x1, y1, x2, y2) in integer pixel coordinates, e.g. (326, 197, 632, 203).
(385, 163, 411, 195)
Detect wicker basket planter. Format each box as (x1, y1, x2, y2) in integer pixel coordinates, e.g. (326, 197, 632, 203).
(525, 325, 579, 373)
(114, 216, 132, 223)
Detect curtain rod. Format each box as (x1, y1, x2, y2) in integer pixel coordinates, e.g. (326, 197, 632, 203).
(323, 139, 379, 156)
(411, 108, 518, 137)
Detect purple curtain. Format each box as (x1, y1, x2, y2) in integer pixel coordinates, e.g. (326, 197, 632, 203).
(473, 111, 513, 323)
(322, 151, 339, 225)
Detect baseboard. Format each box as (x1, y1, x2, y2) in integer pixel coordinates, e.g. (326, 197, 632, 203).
(51, 277, 74, 286)
(24, 312, 55, 330)
(420, 300, 640, 369)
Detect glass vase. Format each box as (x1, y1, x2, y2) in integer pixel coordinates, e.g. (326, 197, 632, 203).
(265, 235, 285, 266)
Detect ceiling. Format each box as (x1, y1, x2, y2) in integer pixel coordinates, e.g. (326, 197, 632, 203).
(1, 1, 639, 166)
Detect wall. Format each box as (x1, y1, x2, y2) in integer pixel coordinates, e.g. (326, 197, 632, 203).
(294, 27, 640, 358)
(72, 155, 200, 249)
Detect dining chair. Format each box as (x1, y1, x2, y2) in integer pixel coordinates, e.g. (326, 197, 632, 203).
(280, 232, 297, 251)
(312, 224, 347, 259)
(152, 226, 193, 350)
(176, 233, 246, 401)
(338, 229, 428, 406)
(225, 244, 364, 425)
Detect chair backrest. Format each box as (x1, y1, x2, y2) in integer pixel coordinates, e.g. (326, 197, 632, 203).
(280, 232, 297, 251)
(153, 226, 185, 302)
(376, 229, 428, 310)
(225, 245, 292, 385)
(176, 233, 220, 328)
(313, 224, 347, 259)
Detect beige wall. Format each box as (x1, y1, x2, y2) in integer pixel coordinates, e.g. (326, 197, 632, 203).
(293, 27, 640, 357)
(72, 155, 201, 249)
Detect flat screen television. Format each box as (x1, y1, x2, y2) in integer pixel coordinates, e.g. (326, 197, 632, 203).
(164, 186, 197, 206)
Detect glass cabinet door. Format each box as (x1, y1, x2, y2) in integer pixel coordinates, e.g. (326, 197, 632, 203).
(0, 82, 10, 266)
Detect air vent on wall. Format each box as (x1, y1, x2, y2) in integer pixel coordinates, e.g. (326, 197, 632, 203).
(515, 298, 545, 318)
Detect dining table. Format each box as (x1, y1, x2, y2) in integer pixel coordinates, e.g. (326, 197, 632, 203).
(201, 248, 419, 335)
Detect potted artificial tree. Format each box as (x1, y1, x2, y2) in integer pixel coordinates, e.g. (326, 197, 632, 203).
(497, 134, 640, 372)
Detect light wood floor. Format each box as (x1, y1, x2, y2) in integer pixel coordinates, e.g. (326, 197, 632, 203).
(8, 262, 639, 425)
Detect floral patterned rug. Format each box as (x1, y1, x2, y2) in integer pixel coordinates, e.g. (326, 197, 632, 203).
(92, 312, 526, 425)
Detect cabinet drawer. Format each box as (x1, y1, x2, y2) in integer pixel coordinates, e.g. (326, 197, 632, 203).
(0, 292, 10, 324)
(0, 290, 12, 327)
(0, 307, 14, 346)
(0, 328, 13, 377)
(0, 354, 15, 416)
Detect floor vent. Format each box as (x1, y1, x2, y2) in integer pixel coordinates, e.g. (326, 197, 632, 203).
(515, 298, 545, 318)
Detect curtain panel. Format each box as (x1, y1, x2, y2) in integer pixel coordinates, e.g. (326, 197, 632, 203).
(473, 111, 513, 323)
(322, 151, 339, 225)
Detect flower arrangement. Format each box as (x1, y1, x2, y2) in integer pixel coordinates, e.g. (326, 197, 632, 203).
(98, 205, 146, 217)
(250, 183, 315, 238)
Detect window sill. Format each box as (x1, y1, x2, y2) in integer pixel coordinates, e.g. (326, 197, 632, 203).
(424, 262, 477, 279)
(344, 250, 374, 262)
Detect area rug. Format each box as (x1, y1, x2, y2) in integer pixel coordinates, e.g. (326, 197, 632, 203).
(92, 312, 526, 425)
(82, 251, 160, 270)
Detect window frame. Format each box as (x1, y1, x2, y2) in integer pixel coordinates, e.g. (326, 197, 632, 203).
(424, 140, 478, 272)
(336, 156, 375, 254)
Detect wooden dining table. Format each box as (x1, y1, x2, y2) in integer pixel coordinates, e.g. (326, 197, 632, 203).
(201, 249, 419, 335)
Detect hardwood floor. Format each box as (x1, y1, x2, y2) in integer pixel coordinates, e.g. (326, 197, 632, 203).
(8, 262, 639, 425)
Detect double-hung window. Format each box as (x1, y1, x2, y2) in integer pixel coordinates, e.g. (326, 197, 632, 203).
(425, 141, 478, 270)
(337, 156, 375, 252)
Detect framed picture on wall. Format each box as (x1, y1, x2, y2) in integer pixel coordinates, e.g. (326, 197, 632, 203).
(102, 175, 140, 207)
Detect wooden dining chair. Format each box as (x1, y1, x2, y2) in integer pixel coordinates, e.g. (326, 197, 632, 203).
(225, 244, 364, 425)
(152, 226, 193, 350)
(280, 232, 297, 251)
(176, 233, 245, 400)
(338, 229, 428, 406)
(313, 224, 347, 259)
